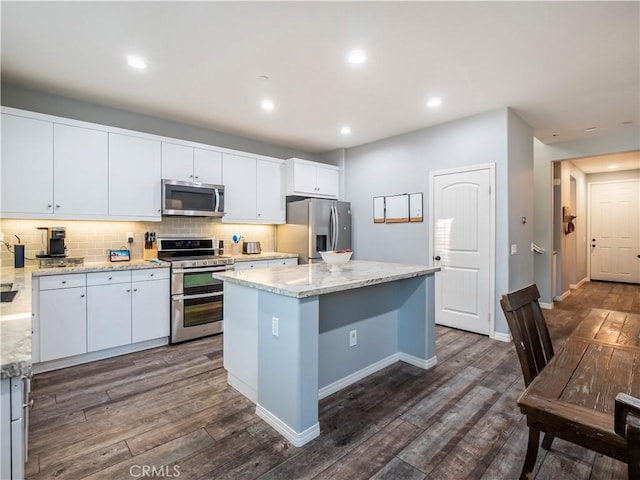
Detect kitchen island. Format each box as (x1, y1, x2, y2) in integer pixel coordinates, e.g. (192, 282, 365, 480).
(213, 260, 440, 447)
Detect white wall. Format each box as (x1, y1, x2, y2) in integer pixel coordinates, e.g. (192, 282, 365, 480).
(533, 139, 554, 304)
(344, 107, 531, 336)
(507, 109, 535, 290)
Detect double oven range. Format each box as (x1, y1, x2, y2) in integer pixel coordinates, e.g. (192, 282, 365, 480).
(157, 237, 234, 343)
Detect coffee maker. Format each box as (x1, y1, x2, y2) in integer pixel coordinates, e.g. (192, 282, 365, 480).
(41, 227, 66, 257)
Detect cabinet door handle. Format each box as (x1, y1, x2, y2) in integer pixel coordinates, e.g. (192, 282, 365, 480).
(108, 276, 113, 280)
(55, 204, 60, 208)
(150, 273, 154, 277)
(126, 289, 131, 293)
(47, 204, 52, 208)
(133, 288, 138, 292)
(195, 175, 199, 179)
(80, 294, 85, 298)
(61, 280, 67, 284)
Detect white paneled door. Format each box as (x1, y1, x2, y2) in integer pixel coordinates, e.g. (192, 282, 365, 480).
(431, 166, 493, 335)
(590, 180, 640, 284)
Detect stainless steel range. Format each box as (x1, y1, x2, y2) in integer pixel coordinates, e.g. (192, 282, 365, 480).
(157, 237, 234, 343)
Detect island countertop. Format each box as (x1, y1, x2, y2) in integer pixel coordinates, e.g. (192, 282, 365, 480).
(213, 260, 440, 298)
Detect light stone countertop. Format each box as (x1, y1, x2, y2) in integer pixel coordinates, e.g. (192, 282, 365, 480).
(0, 260, 169, 379)
(213, 260, 440, 299)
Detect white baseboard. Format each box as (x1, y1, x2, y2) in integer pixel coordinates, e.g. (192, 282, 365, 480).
(570, 278, 589, 290)
(317, 352, 437, 401)
(539, 302, 554, 310)
(33, 337, 168, 374)
(398, 352, 438, 370)
(553, 290, 571, 302)
(255, 404, 320, 447)
(491, 331, 511, 343)
(318, 354, 400, 400)
(227, 373, 257, 404)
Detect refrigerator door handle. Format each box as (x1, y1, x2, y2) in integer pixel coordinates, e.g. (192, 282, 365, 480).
(329, 205, 336, 250)
(333, 203, 340, 250)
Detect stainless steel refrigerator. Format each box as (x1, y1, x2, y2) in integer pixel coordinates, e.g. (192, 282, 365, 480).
(277, 198, 351, 264)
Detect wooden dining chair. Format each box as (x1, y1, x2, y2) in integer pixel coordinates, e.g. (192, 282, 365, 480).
(500, 284, 555, 479)
(615, 393, 640, 479)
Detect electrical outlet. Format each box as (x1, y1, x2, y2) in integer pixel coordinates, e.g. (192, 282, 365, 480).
(349, 329, 357, 347)
(511, 244, 517, 255)
(127, 232, 134, 243)
(272, 317, 279, 337)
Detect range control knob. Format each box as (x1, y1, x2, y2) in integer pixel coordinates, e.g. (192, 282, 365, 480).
(202, 260, 208, 266)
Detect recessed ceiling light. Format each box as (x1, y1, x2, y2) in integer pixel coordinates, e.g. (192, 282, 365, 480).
(551, 133, 560, 137)
(426, 97, 442, 108)
(126, 56, 147, 69)
(607, 164, 620, 169)
(584, 126, 598, 132)
(258, 75, 269, 81)
(622, 120, 633, 126)
(340, 126, 351, 135)
(261, 99, 275, 111)
(347, 50, 367, 64)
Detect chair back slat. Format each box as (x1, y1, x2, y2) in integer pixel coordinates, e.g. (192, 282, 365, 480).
(500, 284, 554, 387)
(615, 392, 640, 477)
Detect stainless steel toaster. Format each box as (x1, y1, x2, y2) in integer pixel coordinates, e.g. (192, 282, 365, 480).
(243, 241, 261, 254)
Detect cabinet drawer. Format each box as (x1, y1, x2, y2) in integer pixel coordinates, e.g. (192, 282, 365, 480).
(87, 270, 131, 286)
(268, 258, 298, 268)
(39, 273, 86, 290)
(131, 268, 170, 282)
(234, 260, 270, 271)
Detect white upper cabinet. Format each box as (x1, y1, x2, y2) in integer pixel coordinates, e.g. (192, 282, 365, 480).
(108, 133, 162, 219)
(1, 113, 54, 215)
(194, 148, 223, 185)
(222, 153, 257, 222)
(222, 154, 285, 224)
(256, 159, 285, 223)
(161, 142, 222, 185)
(285, 158, 339, 198)
(54, 123, 108, 216)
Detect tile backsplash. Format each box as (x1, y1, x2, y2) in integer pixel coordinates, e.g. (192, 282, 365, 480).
(0, 218, 276, 267)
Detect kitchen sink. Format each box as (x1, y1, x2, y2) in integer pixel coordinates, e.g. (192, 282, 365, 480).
(0, 282, 13, 292)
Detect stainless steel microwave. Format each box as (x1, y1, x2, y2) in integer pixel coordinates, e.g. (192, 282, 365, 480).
(162, 179, 225, 217)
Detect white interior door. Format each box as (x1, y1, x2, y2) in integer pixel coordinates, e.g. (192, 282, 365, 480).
(590, 180, 640, 284)
(431, 166, 493, 335)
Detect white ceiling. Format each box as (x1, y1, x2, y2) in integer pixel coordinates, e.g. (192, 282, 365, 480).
(569, 150, 639, 174)
(1, 2, 639, 159)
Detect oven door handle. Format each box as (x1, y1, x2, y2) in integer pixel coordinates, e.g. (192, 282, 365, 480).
(173, 292, 224, 301)
(172, 267, 230, 274)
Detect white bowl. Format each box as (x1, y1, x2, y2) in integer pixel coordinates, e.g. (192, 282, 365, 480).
(320, 251, 353, 271)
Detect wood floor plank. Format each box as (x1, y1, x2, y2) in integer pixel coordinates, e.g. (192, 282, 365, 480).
(28, 441, 132, 480)
(81, 429, 215, 480)
(369, 457, 426, 480)
(314, 418, 420, 480)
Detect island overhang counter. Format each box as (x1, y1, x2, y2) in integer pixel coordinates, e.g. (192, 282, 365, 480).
(212, 260, 440, 447)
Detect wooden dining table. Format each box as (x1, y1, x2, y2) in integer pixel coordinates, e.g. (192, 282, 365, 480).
(518, 308, 640, 468)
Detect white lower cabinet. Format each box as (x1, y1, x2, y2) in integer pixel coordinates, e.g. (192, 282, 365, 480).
(1, 376, 27, 480)
(268, 258, 298, 268)
(40, 275, 87, 362)
(234, 257, 298, 271)
(87, 271, 132, 352)
(132, 269, 170, 343)
(36, 267, 170, 365)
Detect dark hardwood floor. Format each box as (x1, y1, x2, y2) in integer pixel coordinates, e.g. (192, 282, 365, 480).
(26, 281, 640, 480)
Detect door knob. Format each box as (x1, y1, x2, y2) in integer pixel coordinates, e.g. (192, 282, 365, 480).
(434, 256, 441, 261)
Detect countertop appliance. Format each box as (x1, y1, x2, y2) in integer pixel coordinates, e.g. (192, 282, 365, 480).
(242, 242, 261, 254)
(277, 198, 351, 264)
(36, 227, 67, 258)
(162, 179, 225, 217)
(157, 237, 234, 343)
